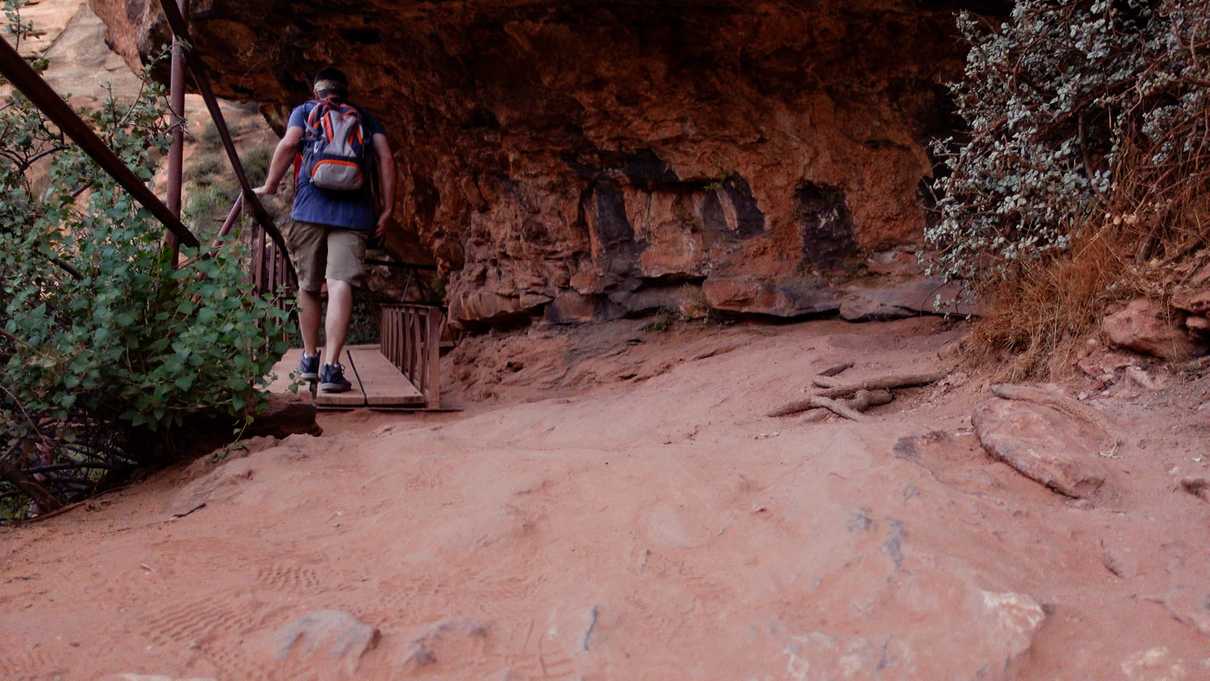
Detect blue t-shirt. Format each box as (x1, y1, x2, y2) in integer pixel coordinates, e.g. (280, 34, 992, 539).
(287, 102, 385, 230)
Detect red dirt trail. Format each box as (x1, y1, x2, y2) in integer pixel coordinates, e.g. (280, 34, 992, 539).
(2, 318, 1209, 680)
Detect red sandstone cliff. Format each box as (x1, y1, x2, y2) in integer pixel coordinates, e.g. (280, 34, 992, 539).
(91, 0, 995, 327)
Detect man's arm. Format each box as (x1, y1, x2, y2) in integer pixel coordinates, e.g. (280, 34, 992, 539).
(255, 126, 304, 195)
(372, 132, 395, 238)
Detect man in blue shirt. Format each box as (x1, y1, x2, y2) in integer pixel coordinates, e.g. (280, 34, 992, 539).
(256, 67, 395, 393)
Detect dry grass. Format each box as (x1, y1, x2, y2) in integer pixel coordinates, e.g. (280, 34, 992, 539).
(967, 131, 1210, 380)
(967, 226, 1145, 381)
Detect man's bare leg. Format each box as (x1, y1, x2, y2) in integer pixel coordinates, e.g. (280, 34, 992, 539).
(322, 279, 353, 366)
(298, 288, 322, 358)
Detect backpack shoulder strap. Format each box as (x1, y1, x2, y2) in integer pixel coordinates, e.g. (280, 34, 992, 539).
(329, 103, 378, 200)
(298, 101, 325, 170)
(304, 100, 328, 131)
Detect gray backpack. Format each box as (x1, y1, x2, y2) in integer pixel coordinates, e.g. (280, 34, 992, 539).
(303, 102, 368, 192)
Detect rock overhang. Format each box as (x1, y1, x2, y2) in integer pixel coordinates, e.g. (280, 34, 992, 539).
(91, 0, 999, 326)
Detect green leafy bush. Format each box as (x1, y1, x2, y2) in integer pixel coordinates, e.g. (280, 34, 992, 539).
(930, 0, 1210, 377)
(928, 0, 1210, 284)
(0, 3, 292, 517)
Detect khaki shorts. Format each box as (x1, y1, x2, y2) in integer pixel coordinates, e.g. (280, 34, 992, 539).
(286, 221, 369, 293)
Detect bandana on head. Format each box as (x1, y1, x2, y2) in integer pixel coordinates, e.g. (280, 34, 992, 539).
(314, 79, 346, 99)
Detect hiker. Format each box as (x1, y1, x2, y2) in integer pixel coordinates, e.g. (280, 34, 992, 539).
(256, 67, 395, 393)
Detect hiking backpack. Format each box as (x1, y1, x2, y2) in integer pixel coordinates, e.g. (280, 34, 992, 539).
(302, 101, 369, 192)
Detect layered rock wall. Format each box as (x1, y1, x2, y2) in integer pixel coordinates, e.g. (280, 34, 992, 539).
(92, 0, 987, 327)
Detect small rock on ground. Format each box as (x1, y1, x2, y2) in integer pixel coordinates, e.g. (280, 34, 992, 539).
(1103, 299, 1205, 361)
(273, 609, 380, 674)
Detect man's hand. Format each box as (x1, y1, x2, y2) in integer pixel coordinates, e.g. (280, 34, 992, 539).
(372, 133, 396, 241)
(258, 128, 303, 199)
(375, 211, 392, 239)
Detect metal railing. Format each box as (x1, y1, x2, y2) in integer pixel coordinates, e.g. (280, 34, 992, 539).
(155, 0, 293, 271)
(249, 219, 296, 298)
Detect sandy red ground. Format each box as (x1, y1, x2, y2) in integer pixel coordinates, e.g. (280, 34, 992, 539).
(2, 318, 1209, 680)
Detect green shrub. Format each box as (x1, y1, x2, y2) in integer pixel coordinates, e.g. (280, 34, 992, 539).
(0, 4, 292, 517)
(183, 145, 273, 241)
(1, 0, 41, 53)
(641, 310, 675, 333)
(929, 0, 1210, 377)
(928, 0, 1210, 285)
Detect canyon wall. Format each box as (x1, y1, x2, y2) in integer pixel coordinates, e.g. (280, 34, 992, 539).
(92, 0, 993, 327)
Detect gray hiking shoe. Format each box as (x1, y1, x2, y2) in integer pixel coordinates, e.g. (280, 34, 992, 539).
(319, 362, 352, 393)
(297, 351, 320, 382)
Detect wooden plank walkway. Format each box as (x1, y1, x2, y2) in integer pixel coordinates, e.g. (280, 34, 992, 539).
(266, 345, 425, 409)
(348, 346, 423, 406)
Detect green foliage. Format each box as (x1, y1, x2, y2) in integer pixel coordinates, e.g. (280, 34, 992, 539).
(0, 8, 292, 517)
(928, 0, 1210, 284)
(2, 0, 42, 52)
(347, 295, 382, 346)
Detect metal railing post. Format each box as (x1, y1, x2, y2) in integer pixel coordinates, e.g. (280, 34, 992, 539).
(164, 0, 191, 267)
(155, 0, 294, 282)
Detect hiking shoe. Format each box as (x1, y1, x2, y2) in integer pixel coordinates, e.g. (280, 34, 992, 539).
(297, 351, 320, 382)
(319, 362, 352, 393)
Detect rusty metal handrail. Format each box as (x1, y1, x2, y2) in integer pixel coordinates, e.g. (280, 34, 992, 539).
(155, 0, 295, 282)
(209, 194, 244, 249)
(0, 35, 200, 248)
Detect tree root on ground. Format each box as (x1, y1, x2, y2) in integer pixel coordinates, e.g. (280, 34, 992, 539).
(813, 371, 949, 399)
(768, 389, 894, 420)
(769, 369, 948, 421)
(801, 389, 894, 422)
(818, 361, 854, 378)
